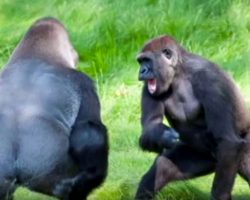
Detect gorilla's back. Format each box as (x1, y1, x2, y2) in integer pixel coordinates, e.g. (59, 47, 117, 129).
(0, 59, 80, 190)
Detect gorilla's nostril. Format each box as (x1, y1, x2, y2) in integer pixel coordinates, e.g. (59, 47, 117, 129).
(141, 67, 148, 74)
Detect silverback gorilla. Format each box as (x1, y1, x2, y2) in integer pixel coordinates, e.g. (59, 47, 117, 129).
(0, 17, 108, 200)
(135, 35, 250, 200)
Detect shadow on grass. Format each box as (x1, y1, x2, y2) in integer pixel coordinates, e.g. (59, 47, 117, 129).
(233, 194, 250, 200)
(156, 183, 209, 200)
(156, 183, 250, 200)
(93, 180, 209, 200)
(14, 187, 55, 200)
(14, 180, 250, 200)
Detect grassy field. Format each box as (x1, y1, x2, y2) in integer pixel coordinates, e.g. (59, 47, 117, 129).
(0, 0, 250, 199)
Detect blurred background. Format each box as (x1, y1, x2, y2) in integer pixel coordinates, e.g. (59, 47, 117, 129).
(0, 0, 249, 199)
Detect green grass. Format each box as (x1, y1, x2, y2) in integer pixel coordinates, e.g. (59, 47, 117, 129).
(0, 0, 249, 199)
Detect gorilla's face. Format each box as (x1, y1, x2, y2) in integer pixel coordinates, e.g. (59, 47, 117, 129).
(137, 35, 180, 96)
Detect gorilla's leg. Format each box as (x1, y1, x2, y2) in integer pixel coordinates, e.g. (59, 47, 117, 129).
(135, 144, 216, 200)
(0, 180, 10, 200)
(53, 122, 108, 200)
(239, 134, 250, 185)
(0, 178, 16, 200)
(239, 163, 250, 186)
(0, 131, 16, 200)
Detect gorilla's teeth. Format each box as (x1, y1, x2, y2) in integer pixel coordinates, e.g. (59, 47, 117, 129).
(148, 79, 156, 94)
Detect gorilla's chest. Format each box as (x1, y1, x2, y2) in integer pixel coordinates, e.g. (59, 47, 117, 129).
(164, 80, 201, 123)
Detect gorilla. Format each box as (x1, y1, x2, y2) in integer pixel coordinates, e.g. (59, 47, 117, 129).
(0, 17, 108, 200)
(135, 35, 250, 200)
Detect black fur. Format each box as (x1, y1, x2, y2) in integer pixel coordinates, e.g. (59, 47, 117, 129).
(0, 18, 108, 200)
(136, 35, 249, 200)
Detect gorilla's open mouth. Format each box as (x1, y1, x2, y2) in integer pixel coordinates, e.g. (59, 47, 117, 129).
(147, 79, 157, 94)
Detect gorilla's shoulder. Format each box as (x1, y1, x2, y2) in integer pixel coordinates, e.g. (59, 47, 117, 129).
(67, 69, 96, 91)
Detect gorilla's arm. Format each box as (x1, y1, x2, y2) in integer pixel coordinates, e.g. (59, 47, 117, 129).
(54, 73, 108, 200)
(140, 86, 179, 153)
(192, 68, 244, 199)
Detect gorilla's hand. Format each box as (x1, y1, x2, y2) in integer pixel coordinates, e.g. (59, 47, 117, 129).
(161, 128, 180, 149)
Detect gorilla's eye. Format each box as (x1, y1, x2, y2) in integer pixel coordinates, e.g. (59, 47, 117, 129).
(162, 48, 172, 59)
